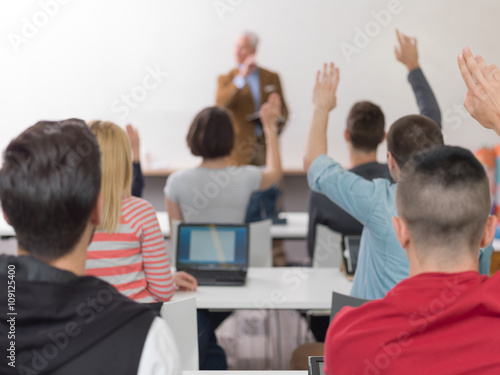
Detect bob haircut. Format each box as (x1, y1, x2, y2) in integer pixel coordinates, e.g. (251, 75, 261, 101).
(186, 107, 235, 159)
(0, 119, 101, 261)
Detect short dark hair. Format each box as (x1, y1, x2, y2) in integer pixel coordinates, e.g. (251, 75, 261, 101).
(346, 101, 385, 151)
(0, 119, 101, 262)
(387, 115, 444, 169)
(186, 107, 234, 159)
(397, 146, 490, 255)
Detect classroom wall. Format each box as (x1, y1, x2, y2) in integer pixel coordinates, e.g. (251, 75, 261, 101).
(1, 0, 499, 170)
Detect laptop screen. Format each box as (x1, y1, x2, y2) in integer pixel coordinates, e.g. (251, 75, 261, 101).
(177, 224, 248, 269)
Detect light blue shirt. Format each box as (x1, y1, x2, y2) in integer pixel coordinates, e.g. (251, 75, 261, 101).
(308, 154, 494, 300)
(233, 68, 262, 136)
(308, 154, 408, 300)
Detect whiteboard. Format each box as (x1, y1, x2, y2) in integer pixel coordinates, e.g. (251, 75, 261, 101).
(1, 0, 499, 170)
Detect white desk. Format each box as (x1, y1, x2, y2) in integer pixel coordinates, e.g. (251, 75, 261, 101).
(0, 211, 310, 241)
(156, 211, 309, 240)
(172, 267, 352, 310)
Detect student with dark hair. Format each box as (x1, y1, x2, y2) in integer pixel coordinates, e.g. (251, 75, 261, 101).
(304, 61, 444, 300)
(324, 145, 500, 374)
(86, 120, 196, 302)
(0, 119, 179, 375)
(307, 30, 441, 263)
(164, 93, 283, 229)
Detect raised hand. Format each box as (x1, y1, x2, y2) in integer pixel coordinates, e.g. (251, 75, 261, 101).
(261, 93, 282, 134)
(304, 62, 340, 171)
(395, 29, 419, 72)
(313, 62, 340, 113)
(458, 47, 500, 135)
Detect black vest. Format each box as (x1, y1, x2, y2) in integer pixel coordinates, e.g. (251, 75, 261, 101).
(0, 255, 157, 375)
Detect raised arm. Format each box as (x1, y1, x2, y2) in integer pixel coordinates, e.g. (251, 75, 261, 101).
(303, 63, 340, 172)
(304, 63, 388, 225)
(259, 93, 283, 189)
(395, 29, 442, 127)
(458, 47, 500, 135)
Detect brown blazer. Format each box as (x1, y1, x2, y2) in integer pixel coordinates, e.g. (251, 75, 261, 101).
(216, 67, 289, 166)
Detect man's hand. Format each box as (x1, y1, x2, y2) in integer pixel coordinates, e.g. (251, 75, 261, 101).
(174, 271, 198, 291)
(126, 124, 140, 162)
(304, 62, 340, 172)
(313, 62, 340, 113)
(238, 54, 256, 77)
(458, 47, 500, 135)
(395, 29, 419, 72)
(261, 93, 282, 135)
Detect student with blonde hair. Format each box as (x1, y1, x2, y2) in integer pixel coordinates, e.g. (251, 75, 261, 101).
(85, 120, 197, 302)
(0, 119, 180, 374)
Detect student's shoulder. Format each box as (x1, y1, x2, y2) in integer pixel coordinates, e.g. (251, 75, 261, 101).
(310, 155, 393, 187)
(168, 168, 196, 179)
(327, 299, 388, 347)
(219, 165, 260, 177)
(351, 162, 393, 182)
(122, 196, 157, 217)
(167, 168, 204, 185)
(329, 295, 402, 340)
(237, 164, 261, 174)
(308, 154, 343, 177)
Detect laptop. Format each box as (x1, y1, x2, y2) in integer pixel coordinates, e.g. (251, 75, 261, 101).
(308, 356, 325, 375)
(176, 223, 249, 286)
(342, 235, 361, 276)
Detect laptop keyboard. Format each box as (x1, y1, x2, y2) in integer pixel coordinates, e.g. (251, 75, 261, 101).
(188, 270, 247, 284)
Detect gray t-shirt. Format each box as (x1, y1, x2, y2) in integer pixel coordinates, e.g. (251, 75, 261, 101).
(164, 166, 262, 223)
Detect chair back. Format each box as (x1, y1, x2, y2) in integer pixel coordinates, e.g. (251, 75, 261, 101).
(160, 296, 199, 370)
(312, 224, 342, 268)
(249, 219, 272, 267)
(330, 291, 369, 321)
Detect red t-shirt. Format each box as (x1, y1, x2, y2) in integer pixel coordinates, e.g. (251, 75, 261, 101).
(325, 271, 500, 374)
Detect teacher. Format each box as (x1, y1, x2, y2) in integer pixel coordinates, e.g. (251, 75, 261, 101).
(216, 31, 289, 166)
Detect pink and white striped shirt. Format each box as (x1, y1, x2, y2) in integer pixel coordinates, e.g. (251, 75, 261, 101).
(86, 196, 175, 303)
